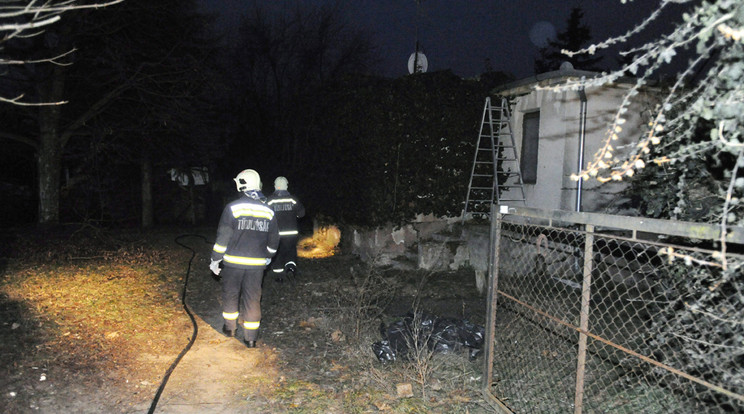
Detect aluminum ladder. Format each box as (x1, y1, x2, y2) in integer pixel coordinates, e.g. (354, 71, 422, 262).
(463, 96, 526, 221)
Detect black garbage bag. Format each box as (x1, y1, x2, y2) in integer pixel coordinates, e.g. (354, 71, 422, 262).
(371, 340, 396, 362)
(371, 310, 485, 362)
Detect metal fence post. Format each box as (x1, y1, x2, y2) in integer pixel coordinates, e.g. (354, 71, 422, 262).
(574, 224, 594, 414)
(483, 205, 511, 413)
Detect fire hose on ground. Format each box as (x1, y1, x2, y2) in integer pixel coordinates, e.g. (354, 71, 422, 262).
(147, 234, 211, 414)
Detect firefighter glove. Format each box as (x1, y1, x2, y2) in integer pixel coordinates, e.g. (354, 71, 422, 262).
(210, 259, 222, 275)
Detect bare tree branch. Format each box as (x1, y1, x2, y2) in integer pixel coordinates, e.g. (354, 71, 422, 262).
(0, 129, 39, 150)
(0, 15, 60, 32)
(0, 47, 76, 65)
(0, 92, 67, 105)
(0, 0, 124, 106)
(0, 0, 124, 19)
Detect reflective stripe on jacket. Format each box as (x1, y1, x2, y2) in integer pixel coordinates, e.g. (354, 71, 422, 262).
(211, 193, 280, 268)
(267, 190, 305, 236)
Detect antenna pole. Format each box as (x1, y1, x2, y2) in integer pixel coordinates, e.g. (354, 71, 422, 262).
(414, 41, 419, 73)
(414, 0, 422, 73)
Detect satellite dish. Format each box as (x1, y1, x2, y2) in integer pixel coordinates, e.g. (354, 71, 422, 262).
(559, 61, 574, 71)
(408, 51, 428, 74)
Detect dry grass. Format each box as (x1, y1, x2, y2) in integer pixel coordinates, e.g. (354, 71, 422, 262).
(0, 227, 193, 412)
(3, 261, 186, 366)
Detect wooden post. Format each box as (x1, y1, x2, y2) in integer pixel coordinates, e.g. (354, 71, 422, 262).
(574, 224, 594, 414)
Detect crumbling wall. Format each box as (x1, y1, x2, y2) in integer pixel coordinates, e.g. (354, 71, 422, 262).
(349, 215, 491, 293)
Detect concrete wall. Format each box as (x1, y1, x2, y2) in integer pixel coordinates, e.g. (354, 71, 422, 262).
(349, 215, 491, 293)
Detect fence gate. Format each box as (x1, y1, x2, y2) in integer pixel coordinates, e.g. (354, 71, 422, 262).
(481, 205, 744, 414)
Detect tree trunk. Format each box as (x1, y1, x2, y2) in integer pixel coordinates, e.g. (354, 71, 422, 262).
(189, 183, 197, 226)
(141, 156, 154, 229)
(37, 119, 62, 224)
(36, 64, 67, 224)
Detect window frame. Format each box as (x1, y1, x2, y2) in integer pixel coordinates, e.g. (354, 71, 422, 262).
(520, 110, 540, 184)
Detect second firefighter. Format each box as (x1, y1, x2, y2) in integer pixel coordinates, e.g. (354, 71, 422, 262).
(267, 176, 305, 282)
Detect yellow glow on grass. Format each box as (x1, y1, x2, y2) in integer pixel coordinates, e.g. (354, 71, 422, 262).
(297, 225, 340, 259)
(1, 255, 190, 373)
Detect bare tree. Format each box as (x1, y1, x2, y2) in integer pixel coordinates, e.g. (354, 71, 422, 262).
(227, 3, 379, 174)
(2, 0, 220, 226)
(0, 0, 123, 105)
(1, 0, 124, 225)
(542, 0, 743, 262)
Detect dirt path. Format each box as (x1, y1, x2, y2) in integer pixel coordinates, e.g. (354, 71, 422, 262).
(132, 320, 278, 413)
(129, 258, 284, 414)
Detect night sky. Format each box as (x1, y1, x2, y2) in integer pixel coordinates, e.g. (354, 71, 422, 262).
(198, 0, 687, 79)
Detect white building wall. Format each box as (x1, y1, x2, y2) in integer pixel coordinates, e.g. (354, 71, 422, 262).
(505, 81, 658, 213)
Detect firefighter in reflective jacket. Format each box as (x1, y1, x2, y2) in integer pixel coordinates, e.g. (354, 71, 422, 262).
(209, 169, 279, 348)
(267, 176, 305, 282)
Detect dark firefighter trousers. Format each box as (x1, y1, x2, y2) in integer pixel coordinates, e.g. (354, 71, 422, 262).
(271, 235, 299, 277)
(221, 266, 264, 341)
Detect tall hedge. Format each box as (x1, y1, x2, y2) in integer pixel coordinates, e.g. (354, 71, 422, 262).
(296, 70, 510, 227)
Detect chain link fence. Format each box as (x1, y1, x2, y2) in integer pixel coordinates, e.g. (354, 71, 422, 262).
(481, 206, 744, 413)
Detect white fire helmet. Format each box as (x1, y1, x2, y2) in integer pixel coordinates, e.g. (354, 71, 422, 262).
(233, 169, 261, 192)
(274, 176, 288, 191)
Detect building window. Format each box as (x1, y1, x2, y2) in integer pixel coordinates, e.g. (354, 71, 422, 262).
(520, 111, 540, 184)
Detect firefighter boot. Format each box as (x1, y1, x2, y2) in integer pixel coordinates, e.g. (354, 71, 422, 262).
(245, 340, 257, 348)
(222, 325, 235, 338)
(285, 263, 297, 283)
